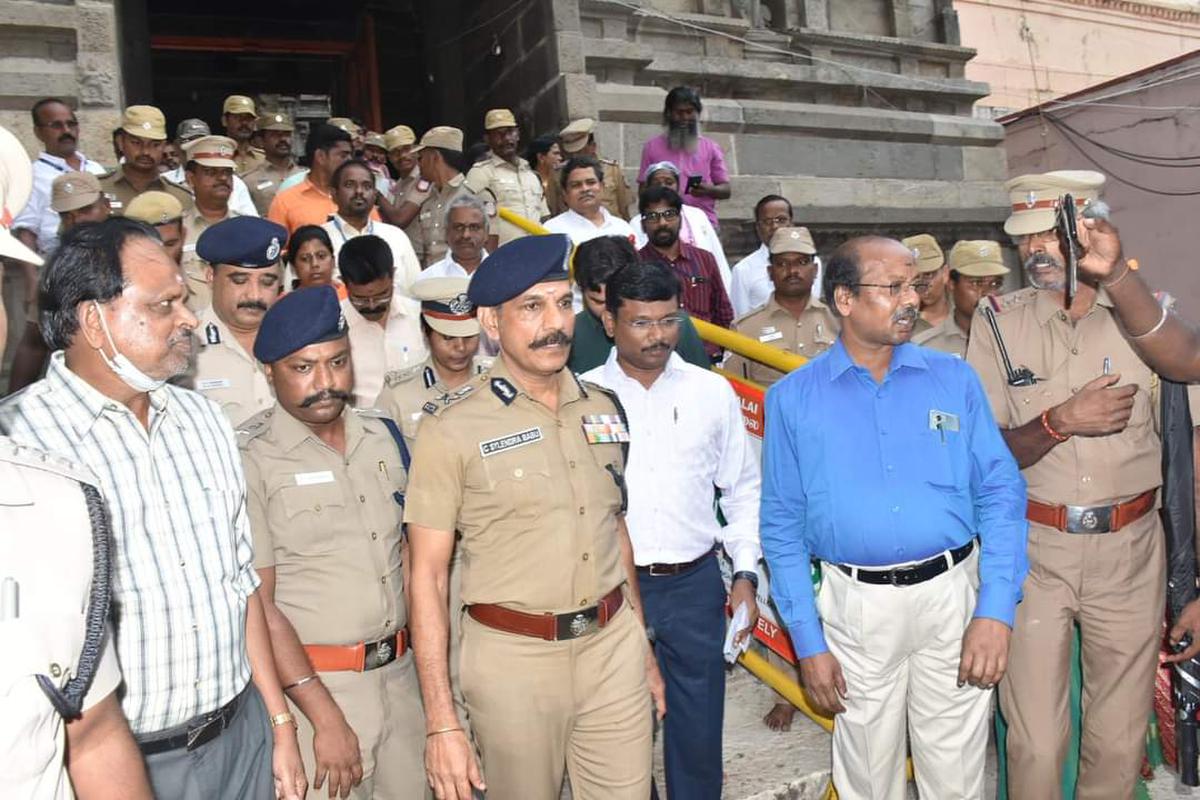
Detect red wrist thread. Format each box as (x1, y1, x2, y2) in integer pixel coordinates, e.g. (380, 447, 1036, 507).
(1041, 409, 1070, 443)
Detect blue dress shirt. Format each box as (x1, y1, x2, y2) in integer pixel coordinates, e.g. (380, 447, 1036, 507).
(760, 339, 1029, 659)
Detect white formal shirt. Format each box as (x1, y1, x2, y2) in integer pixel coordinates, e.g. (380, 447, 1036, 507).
(632, 204, 731, 292)
(163, 165, 258, 218)
(13, 152, 107, 256)
(730, 244, 823, 317)
(543, 206, 635, 245)
(582, 351, 761, 573)
(323, 215, 422, 295)
(0, 354, 260, 735)
(342, 291, 427, 407)
(418, 248, 489, 281)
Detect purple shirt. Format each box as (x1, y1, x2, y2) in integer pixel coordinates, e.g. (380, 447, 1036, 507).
(638, 134, 729, 228)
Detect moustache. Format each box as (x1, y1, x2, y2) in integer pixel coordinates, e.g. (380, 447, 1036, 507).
(893, 307, 919, 325)
(641, 343, 670, 354)
(357, 305, 388, 317)
(300, 389, 351, 408)
(58, 134, 76, 143)
(237, 300, 268, 312)
(531, 330, 572, 349)
(1024, 252, 1062, 271)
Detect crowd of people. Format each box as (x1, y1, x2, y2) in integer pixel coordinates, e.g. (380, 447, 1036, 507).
(3, 80, 1200, 800)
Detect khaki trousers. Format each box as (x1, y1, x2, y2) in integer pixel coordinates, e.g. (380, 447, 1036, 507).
(460, 600, 653, 800)
(819, 549, 993, 800)
(289, 652, 429, 800)
(1000, 513, 1165, 800)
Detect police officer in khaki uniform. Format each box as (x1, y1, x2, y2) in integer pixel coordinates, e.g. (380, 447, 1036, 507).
(0, 125, 153, 799)
(241, 285, 428, 800)
(223, 95, 266, 175)
(385, 125, 420, 204)
(725, 226, 838, 388)
(100, 105, 193, 216)
(402, 126, 495, 268)
(902, 233, 951, 335)
(965, 170, 1164, 800)
(913, 240, 1009, 358)
(547, 118, 634, 221)
(184, 216, 287, 426)
(243, 112, 303, 216)
(125, 191, 185, 265)
(464, 108, 549, 246)
(50, 171, 111, 227)
(180, 135, 242, 311)
(405, 234, 664, 800)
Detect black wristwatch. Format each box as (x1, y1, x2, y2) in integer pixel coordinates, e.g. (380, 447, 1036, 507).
(732, 570, 759, 590)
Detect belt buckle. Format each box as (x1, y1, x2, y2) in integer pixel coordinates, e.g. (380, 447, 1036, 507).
(186, 715, 220, 751)
(365, 635, 397, 670)
(647, 564, 672, 577)
(1065, 504, 1113, 533)
(889, 568, 912, 587)
(559, 610, 598, 639)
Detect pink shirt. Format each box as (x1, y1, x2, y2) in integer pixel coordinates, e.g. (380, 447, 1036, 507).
(638, 133, 729, 228)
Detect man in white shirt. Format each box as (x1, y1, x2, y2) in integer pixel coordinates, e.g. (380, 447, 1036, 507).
(419, 194, 489, 281)
(581, 259, 761, 800)
(322, 159, 421, 294)
(543, 156, 636, 246)
(731, 194, 821, 317)
(336, 234, 426, 406)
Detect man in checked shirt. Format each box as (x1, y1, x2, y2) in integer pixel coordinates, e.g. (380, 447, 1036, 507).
(0, 218, 306, 799)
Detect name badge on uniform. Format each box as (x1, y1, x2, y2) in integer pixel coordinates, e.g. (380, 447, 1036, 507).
(294, 470, 335, 486)
(256, 180, 274, 190)
(581, 414, 629, 444)
(479, 427, 542, 457)
(182, 243, 196, 253)
(196, 378, 231, 391)
(759, 330, 784, 343)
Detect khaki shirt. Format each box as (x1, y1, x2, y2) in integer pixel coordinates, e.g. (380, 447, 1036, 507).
(913, 314, 969, 358)
(464, 154, 549, 245)
(404, 359, 628, 613)
(545, 156, 634, 221)
(376, 356, 493, 445)
(403, 173, 483, 268)
(181, 206, 240, 312)
(965, 288, 1161, 506)
(241, 406, 408, 645)
(184, 306, 274, 427)
(99, 166, 193, 217)
(234, 146, 266, 176)
(243, 159, 304, 217)
(0, 438, 121, 800)
(724, 294, 839, 388)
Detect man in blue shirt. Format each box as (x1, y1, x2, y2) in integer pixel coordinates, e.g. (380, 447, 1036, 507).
(761, 235, 1028, 800)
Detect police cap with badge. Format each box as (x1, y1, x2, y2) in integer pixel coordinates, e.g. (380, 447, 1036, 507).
(902, 233, 944, 274)
(197, 216, 287, 269)
(412, 277, 480, 337)
(254, 285, 347, 364)
(467, 233, 571, 307)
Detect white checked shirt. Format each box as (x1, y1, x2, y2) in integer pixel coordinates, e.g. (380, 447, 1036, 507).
(12, 152, 107, 256)
(0, 353, 260, 735)
(582, 351, 762, 573)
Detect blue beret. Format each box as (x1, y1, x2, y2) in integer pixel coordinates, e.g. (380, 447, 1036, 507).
(467, 233, 571, 307)
(196, 216, 288, 268)
(253, 285, 347, 363)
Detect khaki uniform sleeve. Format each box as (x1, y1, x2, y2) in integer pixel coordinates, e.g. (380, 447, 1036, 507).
(242, 451, 277, 570)
(464, 165, 489, 195)
(964, 311, 1013, 428)
(402, 413, 464, 532)
(614, 169, 633, 220)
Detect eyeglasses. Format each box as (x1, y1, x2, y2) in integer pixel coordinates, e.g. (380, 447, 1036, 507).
(642, 209, 680, 223)
(963, 277, 1004, 291)
(852, 281, 930, 297)
(624, 314, 684, 331)
(349, 291, 391, 309)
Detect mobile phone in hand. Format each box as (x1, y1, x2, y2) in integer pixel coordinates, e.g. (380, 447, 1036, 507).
(686, 175, 702, 194)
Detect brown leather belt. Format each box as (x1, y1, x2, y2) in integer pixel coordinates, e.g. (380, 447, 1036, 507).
(636, 549, 714, 577)
(467, 586, 624, 641)
(1026, 489, 1156, 534)
(304, 630, 408, 672)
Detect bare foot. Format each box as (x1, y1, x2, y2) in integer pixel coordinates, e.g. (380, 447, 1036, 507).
(763, 702, 796, 732)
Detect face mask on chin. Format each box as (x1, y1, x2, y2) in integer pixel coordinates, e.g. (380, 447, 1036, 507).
(92, 300, 168, 393)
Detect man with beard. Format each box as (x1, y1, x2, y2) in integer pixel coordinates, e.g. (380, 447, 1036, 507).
(544, 156, 636, 245)
(637, 87, 730, 230)
(631, 161, 731, 291)
(99, 105, 194, 216)
(465, 108, 549, 246)
(405, 233, 664, 800)
(762, 235, 1027, 800)
(322, 159, 420, 292)
(581, 259, 761, 800)
(726, 226, 838, 388)
(902, 234, 952, 335)
(0, 217, 307, 800)
(239, 286, 428, 800)
(913, 240, 1008, 358)
(223, 95, 266, 176)
(185, 216, 287, 427)
(14, 97, 108, 259)
(244, 112, 304, 216)
(637, 185, 732, 361)
(965, 171, 1167, 799)
(338, 234, 425, 406)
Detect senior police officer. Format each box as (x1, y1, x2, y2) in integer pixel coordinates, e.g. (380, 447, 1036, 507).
(0, 129, 154, 798)
(725, 226, 838, 388)
(184, 216, 287, 426)
(405, 234, 665, 800)
(240, 286, 428, 800)
(547, 118, 633, 221)
(100, 105, 193, 215)
(913, 241, 1009, 358)
(902, 233, 951, 335)
(465, 108, 549, 247)
(180, 135, 243, 310)
(243, 111, 303, 216)
(965, 171, 1165, 799)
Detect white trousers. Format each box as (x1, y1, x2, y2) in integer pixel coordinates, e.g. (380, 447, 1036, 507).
(817, 549, 993, 800)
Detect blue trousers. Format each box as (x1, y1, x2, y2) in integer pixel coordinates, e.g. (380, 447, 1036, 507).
(638, 554, 727, 800)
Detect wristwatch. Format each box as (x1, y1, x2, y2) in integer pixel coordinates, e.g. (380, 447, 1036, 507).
(732, 570, 759, 590)
(269, 711, 296, 729)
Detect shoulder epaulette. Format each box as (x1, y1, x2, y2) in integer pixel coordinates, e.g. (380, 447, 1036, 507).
(984, 287, 1037, 315)
(235, 408, 274, 445)
(0, 438, 99, 487)
(732, 305, 767, 327)
(354, 406, 388, 419)
(426, 374, 489, 417)
(382, 362, 424, 389)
